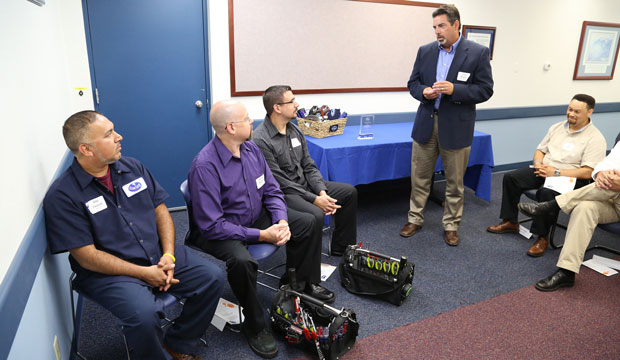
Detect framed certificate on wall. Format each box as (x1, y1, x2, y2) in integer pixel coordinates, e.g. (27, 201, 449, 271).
(463, 25, 496, 60)
(573, 21, 620, 80)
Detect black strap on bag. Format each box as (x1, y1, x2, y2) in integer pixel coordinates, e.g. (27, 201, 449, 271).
(339, 245, 414, 306)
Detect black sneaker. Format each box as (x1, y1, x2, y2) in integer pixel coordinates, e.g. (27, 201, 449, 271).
(242, 326, 278, 359)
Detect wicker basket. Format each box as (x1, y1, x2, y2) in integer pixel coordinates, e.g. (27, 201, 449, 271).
(297, 117, 347, 138)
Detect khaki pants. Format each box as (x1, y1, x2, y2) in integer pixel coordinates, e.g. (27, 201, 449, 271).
(556, 183, 620, 273)
(408, 114, 470, 231)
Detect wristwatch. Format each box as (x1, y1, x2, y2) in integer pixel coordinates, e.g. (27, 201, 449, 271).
(554, 168, 561, 176)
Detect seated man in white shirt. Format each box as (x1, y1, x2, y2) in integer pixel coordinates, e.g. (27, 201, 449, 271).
(487, 94, 606, 257)
(518, 140, 620, 291)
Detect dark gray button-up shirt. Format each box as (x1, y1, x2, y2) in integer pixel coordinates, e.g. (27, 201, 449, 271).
(253, 116, 327, 203)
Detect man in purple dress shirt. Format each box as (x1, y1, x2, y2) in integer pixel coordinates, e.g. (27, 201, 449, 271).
(187, 100, 334, 359)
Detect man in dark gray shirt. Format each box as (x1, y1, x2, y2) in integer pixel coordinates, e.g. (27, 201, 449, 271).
(253, 85, 357, 256)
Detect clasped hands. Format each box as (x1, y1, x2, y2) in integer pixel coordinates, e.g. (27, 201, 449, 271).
(144, 255, 179, 291)
(313, 191, 340, 216)
(260, 220, 291, 246)
(533, 163, 556, 178)
(595, 169, 620, 192)
(423, 81, 454, 100)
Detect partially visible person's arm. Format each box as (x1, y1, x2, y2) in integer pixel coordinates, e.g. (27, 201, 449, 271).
(69, 245, 174, 288)
(155, 202, 179, 291)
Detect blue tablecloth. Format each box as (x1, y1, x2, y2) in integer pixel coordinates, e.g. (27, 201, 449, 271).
(305, 122, 494, 201)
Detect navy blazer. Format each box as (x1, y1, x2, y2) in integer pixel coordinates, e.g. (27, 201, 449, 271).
(407, 38, 493, 150)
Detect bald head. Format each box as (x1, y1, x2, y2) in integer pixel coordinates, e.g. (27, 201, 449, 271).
(210, 100, 247, 133)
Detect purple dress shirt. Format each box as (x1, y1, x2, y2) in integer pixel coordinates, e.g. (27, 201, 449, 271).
(188, 136, 288, 242)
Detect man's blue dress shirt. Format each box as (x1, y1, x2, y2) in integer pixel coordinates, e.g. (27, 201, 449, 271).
(435, 35, 462, 109)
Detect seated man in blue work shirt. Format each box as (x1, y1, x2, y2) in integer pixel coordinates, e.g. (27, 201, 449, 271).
(44, 110, 225, 360)
(253, 85, 357, 256)
(186, 100, 334, 359)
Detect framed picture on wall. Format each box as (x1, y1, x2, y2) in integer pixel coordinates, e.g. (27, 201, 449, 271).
(462, 25, 496, 60)
(573, 21, 620, 80)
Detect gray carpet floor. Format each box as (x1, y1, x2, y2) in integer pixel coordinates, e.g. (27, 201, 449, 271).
(77, 172, 619, 359)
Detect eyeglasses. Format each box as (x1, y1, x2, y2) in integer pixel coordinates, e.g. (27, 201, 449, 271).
(229, 116, 252, 125)
(277, 98, 296, 105)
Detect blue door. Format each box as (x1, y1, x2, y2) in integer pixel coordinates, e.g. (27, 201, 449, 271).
(83, 0, 211, 206)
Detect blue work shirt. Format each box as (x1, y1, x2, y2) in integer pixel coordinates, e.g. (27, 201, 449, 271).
(44, 156, 182, 287)
(435, 34, 462, 109)
(188, 136, 288, 242)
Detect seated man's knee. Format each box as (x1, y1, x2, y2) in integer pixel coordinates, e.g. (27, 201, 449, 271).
(226, 254, 258, 274)
(343, 183, 358, 202)
(571, 201, 600, 221)
(297, 211, 318, 234)
(536, 187, 558, 202)
(122, 301, 161, 331)
(198, 262, 226, 290)
(307, 205, 324, 223)
(502, 170, 516, 185)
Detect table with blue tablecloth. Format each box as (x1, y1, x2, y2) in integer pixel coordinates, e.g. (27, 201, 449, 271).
(305, 122, 494, 201)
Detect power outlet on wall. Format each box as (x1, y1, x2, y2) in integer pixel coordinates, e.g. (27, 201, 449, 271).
(53, 335, 61, 360)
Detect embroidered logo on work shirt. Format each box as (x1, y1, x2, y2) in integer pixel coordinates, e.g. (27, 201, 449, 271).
(122, 177, 148, 198)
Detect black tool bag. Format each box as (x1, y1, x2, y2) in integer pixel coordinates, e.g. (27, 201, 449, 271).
(270, 283, 358, 360)
(339, 245, 414, 306)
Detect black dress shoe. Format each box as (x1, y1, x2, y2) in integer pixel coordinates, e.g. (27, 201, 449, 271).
(330, 248, 344, 257)
(518, 200, 559, 218)
(241, 326, 278, 359)
(304, 283, 335, 303)
(535, 268, 575, 292)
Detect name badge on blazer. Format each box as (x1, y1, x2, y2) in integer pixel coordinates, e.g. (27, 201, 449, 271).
(457, 71, 470, 82)
(122, 177, 148, 198)
(291, 137, 301, 148)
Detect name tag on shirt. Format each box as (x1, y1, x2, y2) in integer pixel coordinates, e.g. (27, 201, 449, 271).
(122, 177, 148, 198)
(256, 174, 265, 189)
(86, 196, 107, 214)
(291, 137, 301, 148)
(457, 71, 470, 82)
(563, 142, 575, 151)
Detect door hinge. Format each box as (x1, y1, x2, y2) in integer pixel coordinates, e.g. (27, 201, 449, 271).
(95, 88, 100, 105)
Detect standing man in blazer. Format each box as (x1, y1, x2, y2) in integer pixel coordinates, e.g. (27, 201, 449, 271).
(400, 4, 494, 246)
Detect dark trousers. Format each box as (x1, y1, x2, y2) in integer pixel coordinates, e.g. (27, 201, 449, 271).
(198, 207, 319, 334)
(500, 167, 589, 236)
(285, 181, 357, 254)
(77, 248, 225, 360)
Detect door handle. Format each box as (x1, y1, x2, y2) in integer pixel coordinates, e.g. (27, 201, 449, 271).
(195, 100, 203, 109)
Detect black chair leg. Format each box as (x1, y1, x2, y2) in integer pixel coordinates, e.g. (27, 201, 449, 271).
(548, 222, 567, 249)
(586, 245, 620, 256)
(70, 273, 88, 360)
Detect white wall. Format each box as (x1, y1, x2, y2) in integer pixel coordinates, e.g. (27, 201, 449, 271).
(208, 0, 620, 118)
(8, 253, 73, 360)
(0, 0, 93, 285)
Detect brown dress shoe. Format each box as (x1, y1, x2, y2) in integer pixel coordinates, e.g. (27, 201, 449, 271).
(444, 230, 459, 246)
(527, 236, 548, 257)
(163, 343, 203, 360)
(400, 222, 422, 237)
(487, 220, 519, 234)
